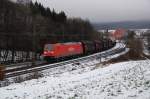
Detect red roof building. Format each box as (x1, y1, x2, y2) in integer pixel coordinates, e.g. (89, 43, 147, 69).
(110, 28, 126, 40)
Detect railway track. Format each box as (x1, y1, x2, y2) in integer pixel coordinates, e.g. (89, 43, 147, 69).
(3, 43, 126, 79)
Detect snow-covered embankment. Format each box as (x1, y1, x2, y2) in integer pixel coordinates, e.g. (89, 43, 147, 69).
(0, 59, 150, 99)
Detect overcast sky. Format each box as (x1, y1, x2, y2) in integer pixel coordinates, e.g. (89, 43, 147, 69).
(33, 0, 150, 23)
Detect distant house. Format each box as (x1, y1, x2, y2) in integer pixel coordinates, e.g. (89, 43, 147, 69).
(110, 28, 127, 40)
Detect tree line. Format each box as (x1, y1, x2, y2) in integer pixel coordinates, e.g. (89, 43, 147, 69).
(0, 0, 98, 64)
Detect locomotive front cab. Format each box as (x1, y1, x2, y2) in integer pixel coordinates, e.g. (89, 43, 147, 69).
(44, 44, 54, 55)
(43, 44, 55, 61)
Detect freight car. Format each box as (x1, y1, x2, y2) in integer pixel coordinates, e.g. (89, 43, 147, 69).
(43, 39, 115, 62)
(102, 39, 115, 50)
(82, 41, 95, 54)
(94, 40, 102, 52)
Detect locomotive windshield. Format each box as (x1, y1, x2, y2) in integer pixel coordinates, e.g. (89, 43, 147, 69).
(44, 44, 53, 51)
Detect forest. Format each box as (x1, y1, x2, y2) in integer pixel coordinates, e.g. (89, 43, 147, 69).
(0, 0, 98, 64)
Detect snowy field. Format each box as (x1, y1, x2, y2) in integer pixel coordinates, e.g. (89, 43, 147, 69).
(0, 59, 150, 99)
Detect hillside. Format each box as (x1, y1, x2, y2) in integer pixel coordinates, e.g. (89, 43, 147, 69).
(93, 20, 150, 30)
(0, 59, 150, 99)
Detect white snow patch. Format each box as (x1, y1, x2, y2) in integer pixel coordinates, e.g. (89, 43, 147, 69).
(0, 59, 150, 99)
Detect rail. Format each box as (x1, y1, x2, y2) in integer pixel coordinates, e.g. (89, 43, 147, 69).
(1, 43, 126, 79)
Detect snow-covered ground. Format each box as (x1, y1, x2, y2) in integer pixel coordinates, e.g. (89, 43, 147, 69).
(0, 59, 150, 99)
(143, 48, 150, 56)
(143, 37, 150, 56)
(0, 50, 36, 63)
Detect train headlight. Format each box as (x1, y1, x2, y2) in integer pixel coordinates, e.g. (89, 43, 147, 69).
(44, 51, 47, 54)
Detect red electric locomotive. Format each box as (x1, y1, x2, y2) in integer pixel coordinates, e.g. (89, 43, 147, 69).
(42, 39, 115, 62)
(43, 42, 83, 61)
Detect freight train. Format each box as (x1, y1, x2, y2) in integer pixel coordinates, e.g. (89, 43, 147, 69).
(43, 39, 115, 62)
